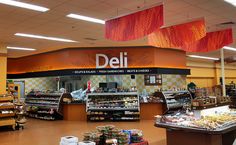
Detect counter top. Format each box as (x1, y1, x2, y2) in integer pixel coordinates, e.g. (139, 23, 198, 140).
(155, 122, 236, 134)
(63, 102, 164, 105)
(63, 102, 85, 105)
(140, 102, 164, 104)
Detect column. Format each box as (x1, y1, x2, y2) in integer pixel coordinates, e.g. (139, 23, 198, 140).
(0, 46, 7, 94)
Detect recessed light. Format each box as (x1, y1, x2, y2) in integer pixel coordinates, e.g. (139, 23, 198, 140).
(7, 46, 36, 51)
(224, 0, 236, 7)
(15, 33, 77, 43)
(187, 55, 219, 60)
(0, 0, 49, 12)
(67, 13, 105, 24)
(223, 46, 236, 51)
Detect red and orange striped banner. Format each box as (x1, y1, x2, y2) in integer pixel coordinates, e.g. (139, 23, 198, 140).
(182, 28, 233, 52)
(105, 4, 164, 41)
(148, 19, 206, 49)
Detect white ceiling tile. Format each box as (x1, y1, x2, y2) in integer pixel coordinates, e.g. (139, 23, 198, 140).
(0, 0, 234, 58)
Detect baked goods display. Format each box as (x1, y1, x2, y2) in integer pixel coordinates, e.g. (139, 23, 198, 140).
(83, 125, 145, 145)
(192, 96, 231, 109)
(192, 114, 236, 130)
(25, 92, 72, 120)
(0, 94, 16, 130)
(155, 90, 192, 110)
(192, 97, 217, 107)
(86, 92, 140, 121)
(155, 109, 236, 130)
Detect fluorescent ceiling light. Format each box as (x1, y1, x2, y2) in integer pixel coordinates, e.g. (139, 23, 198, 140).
(67, 13, 105, 24)
(188, 55, 219, 60)
(7, 46, 36, 51)
(0, 0, 49, 12)
(224, 0, 236, 7)
(15, 33, 77, 43)
(223, 46, 236, 51)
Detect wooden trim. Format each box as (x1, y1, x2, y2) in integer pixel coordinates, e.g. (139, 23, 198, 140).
(0, 53, 7, 57)
(187, 77, 214, 79)
(7, 68, 191, 79)
(187, 65, 236, 70)
(8, 46, 156, 59)
(8, 46, 186, 59)
(187, 66, 216, 69)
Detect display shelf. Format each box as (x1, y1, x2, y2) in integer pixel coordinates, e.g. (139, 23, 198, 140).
(192, 102, 231, 110)
(98, 99, 138, 104)
(0, 96, 14, 102)
(156, 90, 192, 112)
(27, 93, 62, 96)
(27, 110, 51, 114)
(87, 92, 138, 96)
(25, 98, 59, 101)
(26, 104, 58, 108)
(87, 108, 139, 111)
(25, 102, 58, 105)
(0, 94, 16, 130)
(111, 118, 140, 121)
(25, 92, 72, 120)
(28, 113, 55, 121)
(86, 92, 140, 121)
(0, 118, 15, 128)
(0, 113, 15, 118)
(0, 105, 14, 110)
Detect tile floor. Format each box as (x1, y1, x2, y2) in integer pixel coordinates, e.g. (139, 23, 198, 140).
(0, 119, 166, 145)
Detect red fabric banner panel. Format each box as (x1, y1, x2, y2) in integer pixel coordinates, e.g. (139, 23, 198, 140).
(105, 4, 164, 41)
(148, 19, 206, 48)
(182, 28, 233, 52)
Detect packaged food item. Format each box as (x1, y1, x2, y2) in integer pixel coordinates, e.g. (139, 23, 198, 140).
(130, 129, 143, 143)
(60, 136, 78, 145)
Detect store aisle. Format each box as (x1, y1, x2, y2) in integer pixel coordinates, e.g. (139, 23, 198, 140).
(0, 119, 166, 145)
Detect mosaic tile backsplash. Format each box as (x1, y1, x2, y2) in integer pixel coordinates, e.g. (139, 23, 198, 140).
(15, 74, 186, 94)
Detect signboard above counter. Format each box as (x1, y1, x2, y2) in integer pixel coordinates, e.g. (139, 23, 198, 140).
(7, 46, 189, 78)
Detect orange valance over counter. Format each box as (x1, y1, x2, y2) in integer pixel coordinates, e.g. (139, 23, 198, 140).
(8, 46, 186, 75)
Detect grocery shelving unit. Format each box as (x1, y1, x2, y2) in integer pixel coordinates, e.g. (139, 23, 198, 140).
(86, 92, 140, 121)
(0, 94, 15, 130)
(25, 92, 71, 120)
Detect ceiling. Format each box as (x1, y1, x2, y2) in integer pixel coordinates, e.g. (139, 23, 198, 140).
(0, 0, 236, 58)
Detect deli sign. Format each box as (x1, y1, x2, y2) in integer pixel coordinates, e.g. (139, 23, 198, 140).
(96, 52, 128, 68)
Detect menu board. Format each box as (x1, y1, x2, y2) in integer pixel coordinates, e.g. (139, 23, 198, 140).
(144, 74, 162, 85)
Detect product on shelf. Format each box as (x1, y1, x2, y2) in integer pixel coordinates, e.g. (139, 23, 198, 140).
(83, 125, 146, 144)
(192, 97, 217, 107)
(155, 90, 192, 111)
(155, 107, 236, 130)
(192, 113, 236, 130)
(192, 96, 231, 109)
(130, 129, 143, 143)
(0, 94, 16, 130)
(86, 92, 140, 121)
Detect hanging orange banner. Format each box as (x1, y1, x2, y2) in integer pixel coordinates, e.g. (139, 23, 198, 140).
(148, 19, 206, 49)
(182, 28, 233, 52)
(105, 4, 164, 41)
